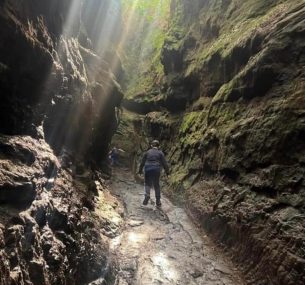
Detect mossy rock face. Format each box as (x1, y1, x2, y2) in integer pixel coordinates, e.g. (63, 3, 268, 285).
(122, 1, 305, 283)
(129, 0, 305, 191)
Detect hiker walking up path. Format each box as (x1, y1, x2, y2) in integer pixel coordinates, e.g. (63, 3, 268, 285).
(109, 169, 244, 285)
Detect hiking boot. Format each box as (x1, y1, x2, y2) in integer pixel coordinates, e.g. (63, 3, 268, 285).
(156, 200, 162, 207)
(143, 196, 150, 205)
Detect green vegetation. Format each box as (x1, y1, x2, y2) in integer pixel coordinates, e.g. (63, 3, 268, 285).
(179, 111, 208, 147)
(180, 112, 201, 134)
(121, 0, 171, 98)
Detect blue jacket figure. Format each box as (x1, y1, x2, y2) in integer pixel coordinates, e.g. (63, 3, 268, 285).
(109, 147, 118, 166)
(109, 146, 125, 166)
(138, 140, 170, 207)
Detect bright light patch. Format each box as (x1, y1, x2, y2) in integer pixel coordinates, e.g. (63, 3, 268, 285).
(128, 232, 146, 243)
(152, 252, 179, 280)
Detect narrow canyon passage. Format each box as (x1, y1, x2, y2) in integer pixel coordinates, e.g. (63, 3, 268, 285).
(1, 0, 305, 284)
(109, 169, 244, 285)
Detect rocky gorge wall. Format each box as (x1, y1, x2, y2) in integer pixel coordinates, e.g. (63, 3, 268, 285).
(0, 0, 123, 162)
(123, 0, 305, 284)
(0, 136, 123, 285)
(0, 0, 124, 284)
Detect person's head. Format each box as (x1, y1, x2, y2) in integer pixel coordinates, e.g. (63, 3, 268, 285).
(151, 140, 160, 148)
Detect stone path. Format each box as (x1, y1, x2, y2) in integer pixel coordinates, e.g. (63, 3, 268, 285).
(110, 169, 244, 285)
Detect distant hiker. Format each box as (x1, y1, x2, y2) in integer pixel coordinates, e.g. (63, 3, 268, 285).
(109, 146, 125, 166)
(138, 140, 170, 207)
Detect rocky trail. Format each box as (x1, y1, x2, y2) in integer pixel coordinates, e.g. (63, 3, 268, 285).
(108, 169, 244, 285)
(0, 0, 305, 284)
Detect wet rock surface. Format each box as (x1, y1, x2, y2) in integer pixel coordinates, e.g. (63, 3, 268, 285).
(0, 135, 58, 207)
(0, 135, 124, 285)
(110, 169, 243, 285)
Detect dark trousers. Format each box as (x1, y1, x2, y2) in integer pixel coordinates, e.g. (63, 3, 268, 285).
(144, 169, 161, 201)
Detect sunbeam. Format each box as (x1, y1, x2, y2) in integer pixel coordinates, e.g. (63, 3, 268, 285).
(34, 0, 123, 161)
(33, 0, 169, 160)
(118, 0, 170, 99)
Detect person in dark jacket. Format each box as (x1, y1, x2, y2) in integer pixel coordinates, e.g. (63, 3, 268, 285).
(138, 140, 170, 207)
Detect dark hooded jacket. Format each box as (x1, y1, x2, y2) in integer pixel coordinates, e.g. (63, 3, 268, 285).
(139, 147, 169, 174)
